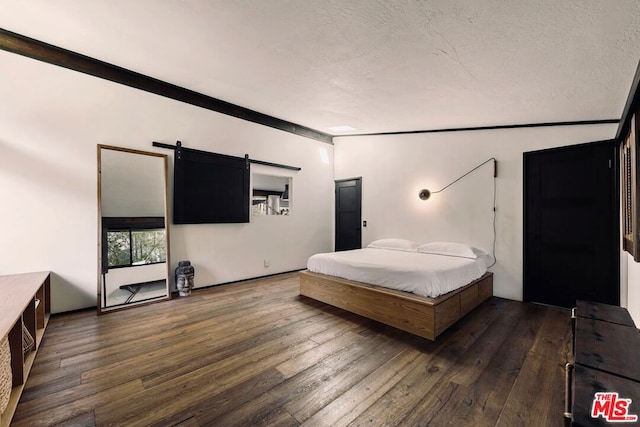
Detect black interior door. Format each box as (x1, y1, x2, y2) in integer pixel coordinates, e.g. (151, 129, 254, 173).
(524, 140, 619, 308)
(335, 178, 362, 251)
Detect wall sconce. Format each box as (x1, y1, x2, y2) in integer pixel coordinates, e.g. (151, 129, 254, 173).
(418, 189, 431, 200)
(419, 158, 497, 201)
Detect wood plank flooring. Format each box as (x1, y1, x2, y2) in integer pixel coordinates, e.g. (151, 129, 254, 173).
(11, 272, 572, 426)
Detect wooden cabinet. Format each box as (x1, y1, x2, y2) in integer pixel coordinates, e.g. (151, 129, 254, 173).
(0, 272, 51, 427)
(570, 364, 640, 426)
(566, 300, 640, 426)
(575, 299, 635, 326)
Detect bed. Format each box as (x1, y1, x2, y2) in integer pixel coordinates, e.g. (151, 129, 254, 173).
(299, 239, 494, 341)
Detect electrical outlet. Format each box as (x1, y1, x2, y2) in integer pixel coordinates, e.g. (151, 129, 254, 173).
(264, 258, 270, 268)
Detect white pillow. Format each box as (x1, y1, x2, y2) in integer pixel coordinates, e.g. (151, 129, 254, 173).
(367, 238, 420, 252)
(417, 242, 488, 259)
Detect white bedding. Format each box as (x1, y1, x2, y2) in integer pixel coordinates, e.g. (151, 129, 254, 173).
(306, 247, 488, 298)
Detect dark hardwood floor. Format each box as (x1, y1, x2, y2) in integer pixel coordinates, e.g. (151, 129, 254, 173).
(12, 272, 571, 426)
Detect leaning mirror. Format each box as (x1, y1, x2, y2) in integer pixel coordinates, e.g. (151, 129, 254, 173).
(97, 145, 171, 313)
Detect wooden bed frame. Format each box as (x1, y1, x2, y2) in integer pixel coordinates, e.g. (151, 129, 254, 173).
(299, 270, 493, 341)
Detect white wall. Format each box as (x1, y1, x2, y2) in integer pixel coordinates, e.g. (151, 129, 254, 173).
(626, 255, 640, 323)
(334, 124, 618, 301)
(0, 50, 334, 313)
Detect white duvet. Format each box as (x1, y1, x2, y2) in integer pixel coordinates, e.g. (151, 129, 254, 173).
(306, 247, 488, 298)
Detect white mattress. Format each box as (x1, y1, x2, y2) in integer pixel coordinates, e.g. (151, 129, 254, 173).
(306, 247, 488, 298)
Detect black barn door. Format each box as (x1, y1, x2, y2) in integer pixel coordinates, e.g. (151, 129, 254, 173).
(335, 178, 362, 251)
(524, 140, 619, 308)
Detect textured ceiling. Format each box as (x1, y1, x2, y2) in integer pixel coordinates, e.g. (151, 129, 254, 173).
(1, 1, 640, 136)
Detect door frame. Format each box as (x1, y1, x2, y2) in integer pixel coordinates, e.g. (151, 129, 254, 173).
(523, 139, 620, 306)
(334, 177, 362, 252)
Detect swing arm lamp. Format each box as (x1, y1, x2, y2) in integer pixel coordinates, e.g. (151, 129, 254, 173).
(419, 158, 497, 200)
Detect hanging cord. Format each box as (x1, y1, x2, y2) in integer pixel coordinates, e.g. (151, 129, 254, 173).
(433, 157, 498, 267)
(428, 157, 498, 268)
(488, 172, 497, 268)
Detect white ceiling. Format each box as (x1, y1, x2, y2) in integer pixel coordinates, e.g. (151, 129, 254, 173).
(1, 1, 640, 136)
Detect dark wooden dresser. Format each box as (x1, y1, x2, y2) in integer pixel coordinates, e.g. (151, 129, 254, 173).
(566, 300, 640, 426)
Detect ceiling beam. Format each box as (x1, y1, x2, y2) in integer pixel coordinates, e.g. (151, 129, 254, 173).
(338, 119, 620, 138)
(0, 27, 333, 145)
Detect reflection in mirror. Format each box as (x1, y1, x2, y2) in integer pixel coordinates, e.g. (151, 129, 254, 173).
(98, 145, 171, 313)
(252, 174, 291, 216)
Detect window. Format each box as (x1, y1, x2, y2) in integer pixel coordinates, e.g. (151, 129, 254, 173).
(622, 113, 640, 262)
(252, 174, 291, 216)
(107, 229, 166, 268)
(101, 217, 166, 272)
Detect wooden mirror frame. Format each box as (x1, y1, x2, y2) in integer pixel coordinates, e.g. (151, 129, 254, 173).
(97, 144, 172, 314)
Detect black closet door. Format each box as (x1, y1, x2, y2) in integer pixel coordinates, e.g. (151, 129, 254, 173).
(335, 178, 362, 252)
(524, 140, 619, 308)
